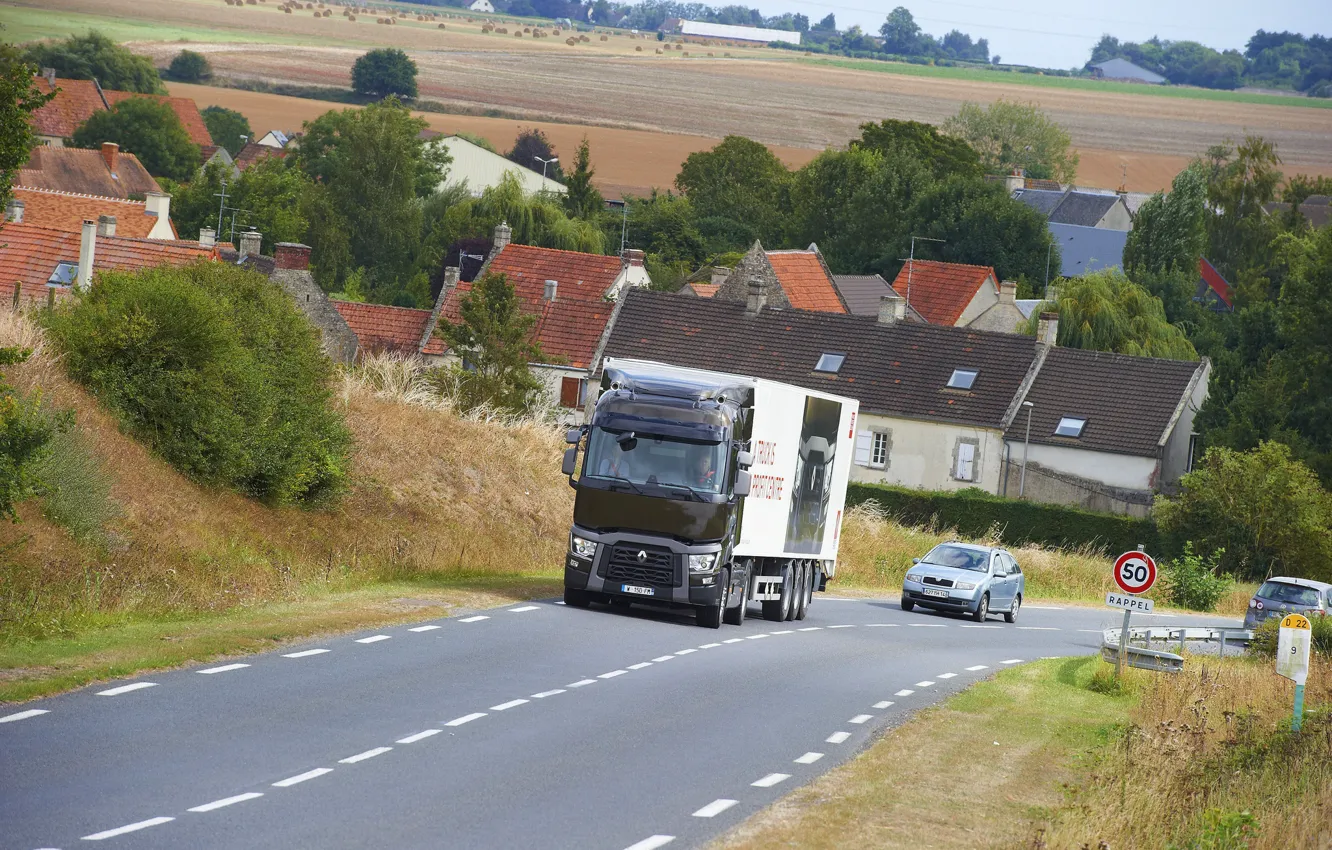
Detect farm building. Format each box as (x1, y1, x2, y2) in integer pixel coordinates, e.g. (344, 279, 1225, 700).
(1089, 58, 1166, 84)
(468, 0, 494, 12)
(679, 20, 801, 45)
(437, 135, 566, 197)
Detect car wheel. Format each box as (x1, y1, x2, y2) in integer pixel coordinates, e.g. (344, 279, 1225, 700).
(1004, 594, 1020, 624)
(972, 593, 989, 622)
(697, 570, 727, 629)
(901, 596, 915, 612)
(564, 587, 590, 608)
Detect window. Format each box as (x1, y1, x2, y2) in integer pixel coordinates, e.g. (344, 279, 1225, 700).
(814, 353, 846, 373)
(946, 369, 977, 390)
(871, 432, 889, 468)
(47, 262, 77, 286)
(854, 429, 891, 470)
(1054, 417, 1086, 438)
(559, 376, 587, 409)
(953, 439, 977, 481)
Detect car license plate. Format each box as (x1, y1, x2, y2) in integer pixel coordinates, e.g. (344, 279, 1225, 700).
(922, 588, 949, 598)
(622, 584, 655, 596)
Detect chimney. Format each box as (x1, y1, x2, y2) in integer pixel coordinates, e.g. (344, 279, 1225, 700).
(101, 142, 119, 174)
(238, 229, 262, 260)
(710, 266, 731, 288)
(877, 293, 906, 324)
(1005, 167, 1024, 194)
(199, 227, 216, 249)
(1037, 311, 1059, 347)
(96, 214, 117, 237)
(143, 191, 169, 225)
(745, 268, 766, 316)
(42, 67, 56, 87)
(77, 219, 97, 291)
(493, 220, 511, 253)
(999, 280, 1016, 304)
(621, 247, 645, 267)
(5, 198, 22, 223)
(543, 279, 558, 302)
(274, 242, 311, 270)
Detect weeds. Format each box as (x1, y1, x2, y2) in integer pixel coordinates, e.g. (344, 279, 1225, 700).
(33, 426, 119, 545)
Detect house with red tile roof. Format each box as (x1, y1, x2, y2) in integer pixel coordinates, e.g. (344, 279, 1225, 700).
(710, 241, 848, 314)
(234, 142, 287, 171)
(19, 144, 161, 200)
(888, 259, 1026, 333)
(332, 301, 447, 361)
(8, 187, 176, 240)
(101, 90, 212, 148)
(29, 71, 212, 149)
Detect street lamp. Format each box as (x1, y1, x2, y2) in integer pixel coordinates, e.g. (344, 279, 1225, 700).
(1019, 401, 1034, 499)
(533, 155, 558, 180)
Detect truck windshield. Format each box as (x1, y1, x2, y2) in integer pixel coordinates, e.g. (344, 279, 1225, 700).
(583, 428, 726, 495)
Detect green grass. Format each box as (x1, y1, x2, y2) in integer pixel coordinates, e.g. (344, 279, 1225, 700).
(0, 3, 357, 47)
(795, 57, 1332, 110)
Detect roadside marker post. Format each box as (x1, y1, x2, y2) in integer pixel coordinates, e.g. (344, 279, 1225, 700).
(1109, 547, 1157, 679)
(1277, 613, 1312, 732)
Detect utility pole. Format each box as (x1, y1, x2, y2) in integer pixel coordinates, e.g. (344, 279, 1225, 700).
(898, 236, 945, 310)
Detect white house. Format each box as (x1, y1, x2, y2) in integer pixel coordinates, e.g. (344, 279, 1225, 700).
(438, 135, 566, 197)
(469, 0, 495, 13)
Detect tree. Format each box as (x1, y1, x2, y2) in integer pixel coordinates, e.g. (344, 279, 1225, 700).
(507, 127, 564, 183)
(201, 105, 252, 157)
(1123, 162, 1207, 279)
(351, 48, 418, 99)
(1154, 442, 1332, 582)
(435, 272, 544, 415)
(22, 31, 163, 94)
(1203, 135, 1283, 284)
(942, 100, 1079, 182)
(813, 13, 836, 31)
(1017, 269, 1198, 360)
(0, 43, 55, 210)
(71, 97, 200, 181)
(675, 135, 790, 246)
(879, 6, 922, 55)
(562, 136, 604, 220)
(167, 49, 211, 82)
(792, 13, 809, 32)
(851, 118, 981, 180)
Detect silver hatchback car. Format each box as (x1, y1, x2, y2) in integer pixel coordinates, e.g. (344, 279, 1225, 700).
(901, 542, 1026, 623)
(1243, 576, 1331, 629)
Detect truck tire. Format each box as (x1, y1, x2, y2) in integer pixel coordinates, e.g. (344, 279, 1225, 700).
(697, 570, 727, 629)
(763, 563, 793, 621)
(792, 562, 809, 621)
(723, 570, 747, 625)
(564, 587, 590, 608)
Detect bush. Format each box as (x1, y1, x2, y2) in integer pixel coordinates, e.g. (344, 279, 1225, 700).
(43, 262, 352, 506)
(0, 347, 61, 521)
(1248, 614, 1332, 658)
(846, 481, 1161, 554)
(33, 425, 119, 544)
(350, 47, 418, 99)
(1159, 542, 1232, 612)
(167, 49, 211, 82)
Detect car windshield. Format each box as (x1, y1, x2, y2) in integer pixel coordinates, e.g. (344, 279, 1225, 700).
(1256, 581, 1321, 607)
(920, 544, 989, 572)
(582, 427, 725, 495)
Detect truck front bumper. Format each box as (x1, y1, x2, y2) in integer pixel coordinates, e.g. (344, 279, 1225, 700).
(564, 526, 724, 609)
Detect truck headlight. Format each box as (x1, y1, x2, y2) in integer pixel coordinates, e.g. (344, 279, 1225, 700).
(571, 535, 597, 559)
(954, 581, 978, 591)
(688, 554, 718, 573)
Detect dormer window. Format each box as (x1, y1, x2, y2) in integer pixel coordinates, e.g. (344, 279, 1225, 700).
(814, 353, 846, 374)
(947, 369, 977, 390)
(1055, 417, 1086, 438)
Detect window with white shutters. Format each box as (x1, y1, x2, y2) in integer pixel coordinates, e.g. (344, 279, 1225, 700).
(855, 430, 890, 469)
(871, 432, 888, 469)
(954, 440, 976, 481)
(854, 430, 873, 466)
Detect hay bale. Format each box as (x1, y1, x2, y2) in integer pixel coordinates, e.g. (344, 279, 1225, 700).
(437, 22, 445, 28)
(599, 34, 608, 41)
(514, 30, 522, 36)
(566, 36, 577, 45)
(654, 47, 662, 54)
(523, 26, 530, 32)
(347, 12, 355, 18)
(635, 45, 641, 51)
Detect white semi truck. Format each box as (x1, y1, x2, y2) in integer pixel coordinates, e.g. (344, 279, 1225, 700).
(560, 358, 859, 628)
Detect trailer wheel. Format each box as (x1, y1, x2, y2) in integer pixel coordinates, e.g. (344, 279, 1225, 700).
(564, 587, 590, 608)
(696, 569, 727, 629)
(763, 562, 793, 621)
(723, 568, 747, 625)
(792, 562, 809, 621)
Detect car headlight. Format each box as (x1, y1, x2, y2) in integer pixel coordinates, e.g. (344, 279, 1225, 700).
(905, 572, 924, 584)
(571, 535, 597, 559)
(954, 581, 978, 591)
(688, 553, 718, 573)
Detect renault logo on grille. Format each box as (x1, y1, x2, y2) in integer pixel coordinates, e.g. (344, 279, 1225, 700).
(636, 550, 648, 564)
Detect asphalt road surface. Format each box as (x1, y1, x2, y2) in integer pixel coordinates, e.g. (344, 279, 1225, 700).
(1, 596, 1239, 850)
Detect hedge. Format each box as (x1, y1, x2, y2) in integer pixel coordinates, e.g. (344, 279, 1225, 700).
(847, 482, 1166, 556)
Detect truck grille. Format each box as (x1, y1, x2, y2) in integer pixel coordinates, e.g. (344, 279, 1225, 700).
(923, 576, 954, 588)
(606, 545, 675, 586)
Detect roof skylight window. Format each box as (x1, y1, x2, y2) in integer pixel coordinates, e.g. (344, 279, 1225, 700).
(47, 262, 77, 286)
(814, 353, 846, 373)
(947, 369, 977, 390)
(1055, 417, 1086, 438)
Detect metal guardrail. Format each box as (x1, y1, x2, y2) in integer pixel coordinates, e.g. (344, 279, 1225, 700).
(1100, 626, 1255, 673)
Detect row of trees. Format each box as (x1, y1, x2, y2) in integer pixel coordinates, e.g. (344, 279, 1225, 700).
(1088, 29, 1331, 94)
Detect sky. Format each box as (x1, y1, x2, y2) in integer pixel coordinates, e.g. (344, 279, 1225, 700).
(748, 0, 1331, 69)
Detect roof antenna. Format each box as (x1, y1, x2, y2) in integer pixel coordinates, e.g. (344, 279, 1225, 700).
(899, 235, 945, 310)
(1118, 162, 1128, 194)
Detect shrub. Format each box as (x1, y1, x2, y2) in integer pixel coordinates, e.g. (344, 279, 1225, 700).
(0, 347, 61, 521)
(1159, 542, 1232, 612)
(33, 424, 119, 544)
(167, 49, 211, 82)
(43, 262, 352, 506)
(1249, 613, 1332, 658)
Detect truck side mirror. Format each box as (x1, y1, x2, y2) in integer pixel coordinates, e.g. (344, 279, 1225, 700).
(733, 470, 751, 498)
(565, 429, 581, 445)
(736, 450, 754, 468)
(562, 447, 578, 476)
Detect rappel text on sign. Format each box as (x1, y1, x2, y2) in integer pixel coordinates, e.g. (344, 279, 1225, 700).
(1106, 591, 1154, 612)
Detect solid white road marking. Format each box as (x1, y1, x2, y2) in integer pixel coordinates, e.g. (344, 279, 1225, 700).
(746, 634, 769, 640)
(938, 673, 957, 679)
(698, 643, 721, 649)
(966, 665, 989, 671)
(96, 682, 156, 696)
(873, 701, 894, 709)
(623, 836, 674, 850)
(628, 662, 653, 670)
(355, 635, 391, 644)
(445, 713, 486, 727)
(339, 747, 392, 763)
(752, 773, 790, 788)
(598, 670, 627, 679)
(82, 816, 175, 840)
(895, 689, 915, 697)
(199, 663, 250, 675)
(798, 627, 822, 631)
(568, 679, 596, 688)
(397, 729, 442, 744)
(675, 649, 697, 655)
(771, 630, 793, 635)
(692, 799, 739, 818)
(283, 649, 330, 658)
(408, 625, 441, 632)
(188, 792, 263, 813)
(491, 699, 529, 711)
(849, 714, 873, 724)
(828, 625, 855, 629)
(915, 681, 935, 687)
(795, 752, 824, 764)
(1001, 659, 1024, 665)
(1023, 605, 1064, 610)
(0, 709, 48, 723)
(1018, 627, 1059, 631)
(459, 616, 489, 623)
(272, 768, 332, 787)
(509, 606, 540, 612)
(532, 689, 566, 698)
(826, 731, 851, 744)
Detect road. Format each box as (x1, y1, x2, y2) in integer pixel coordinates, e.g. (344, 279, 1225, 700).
(1, 596, 1237, 850)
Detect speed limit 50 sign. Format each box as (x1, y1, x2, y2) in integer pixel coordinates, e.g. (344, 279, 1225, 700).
(1113, 551, 1157, 595)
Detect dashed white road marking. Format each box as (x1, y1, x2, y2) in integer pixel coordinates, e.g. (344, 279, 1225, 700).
(827, 625, 855, 629)
(849, 714, 873, 724)
(675, 648, 697, 655)
(509, 606, 540, 613)
(722, 638, 745, 644)
(339, 747, 392, 764)
(653, 655, 677, 662)
(1018, 627, 1059, 631)
(397, 729, 441, 744)
(966, 665, 989, 671)
(826, 731, 851, 744)
(938, 673, 957, 679)
(408, 625, 441, 632)
(283, 648, 330, 658)
(771, 630, 793, 635)
(908, 623, 947, 628)
(746, 634, 769, 640)
(866, 623, 899, 628)
(568, 679, 596, 688)
(0, 709, 48, 723)
(752, 773, 790, 788)
(895, 689, 915, 697)
(199, 663, 250, 675)
(624, 836, 674, 850)
(459, 616, 489, 623)
(490, 699, 529, 711)
(188, 792, 263, 813)
(532, 689, 566, 698)
(795, 752, 824, 764)
(628, 662, 653, 670)
(960, 625, 1001, 629)
(692, 799, 739, 818)
(272, 768, 332, 787)
(96, 682, 156, 696)
(1077, 629, 1104, 633)
(445, 713, 486, 727)
(598, 670, 627, 679)
(1023, 605, 1064, 610)
(82, 816, 175, 840)
(915, 681, 935, 688)
(873, 700, 894, 709)
(797, 627, 822, 631)
(1001, 659, 1024, 665)
(355, 635, 391, 644)
(699, 642, 722, 649)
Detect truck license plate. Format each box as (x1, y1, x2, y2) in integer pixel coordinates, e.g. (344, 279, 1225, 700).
(922, 588, 949, 598)
(622, 584, 655, 596)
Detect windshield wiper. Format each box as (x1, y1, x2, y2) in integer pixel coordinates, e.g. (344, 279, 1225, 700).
(597, 475, 648, 496)
(655, 482, 709, 502)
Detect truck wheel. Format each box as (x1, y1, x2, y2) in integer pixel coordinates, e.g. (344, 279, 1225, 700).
(564, 587, 590, 608)
(763, 563, 793, 621)
(792, 562, 809, 621)
(723, 571, 747, 625)
(697, 570, 727, 629)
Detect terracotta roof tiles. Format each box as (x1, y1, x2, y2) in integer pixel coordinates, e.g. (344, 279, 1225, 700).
(889, 260, 996, 326)
(11, 187, 169, 239)
(766, 250, 846, 313)
(19, 146, 161, 199)
(100, 91, 213, 148)
(234, 142, 287, 171)
(331, 301, 434, 356)
(30, 76, 106, 139)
